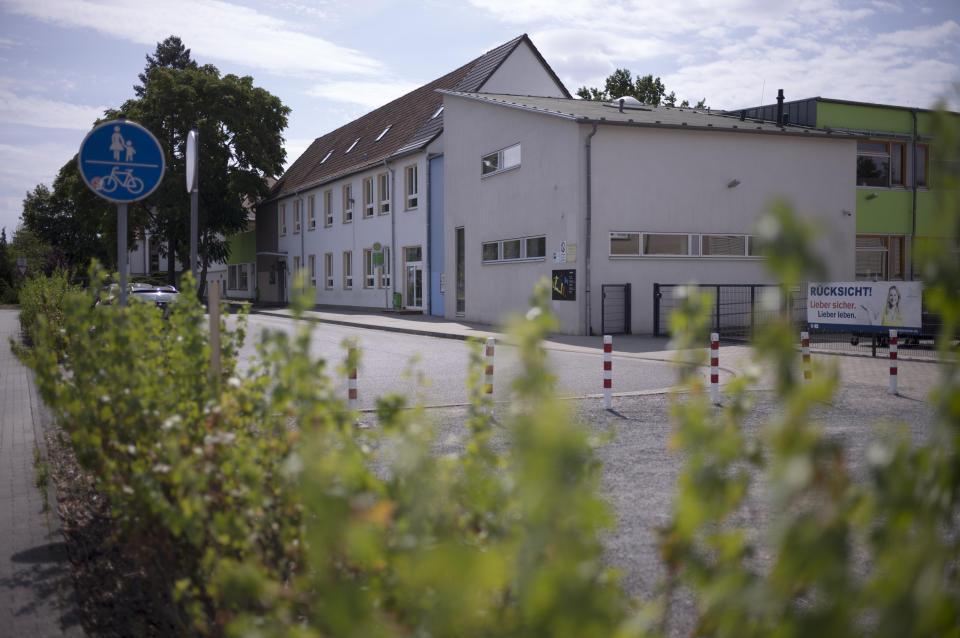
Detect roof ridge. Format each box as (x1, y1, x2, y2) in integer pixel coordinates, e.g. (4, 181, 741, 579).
(272, 34, 541, 197)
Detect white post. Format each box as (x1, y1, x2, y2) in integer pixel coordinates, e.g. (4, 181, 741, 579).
(209, 280, 221, 381)
(801, 331, 811, 380)
(603, 335, 612, 410)
(484, 337, 495, 413)
(348, 341, 358, 410)
(889, 329, 898, 395)
(710, 332, 719, 404)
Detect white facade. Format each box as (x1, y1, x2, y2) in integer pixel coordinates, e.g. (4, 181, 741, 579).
(442, 94, 857, 334)
(270, 37, 568, 310)
(276, 153, 430, 308)
(128, 230, 184, 277)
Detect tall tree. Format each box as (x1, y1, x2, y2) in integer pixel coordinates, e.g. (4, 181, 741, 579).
(112, 37, 289, 292)
(135, 36, 197, 98)
(577, 68, 708, 108)
(20, 158, 130, 274)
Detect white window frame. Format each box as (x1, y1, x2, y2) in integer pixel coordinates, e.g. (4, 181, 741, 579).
(343, 251, 353, 290)
(363, 177, 374, 219)
(378, 172, 391, 215)
(293, 255, 301, 279)
(363, 248, 376, 288)
(481, 234, 546, 264)
(308, 194, 316, 230)
(481, 143, 521, 178)
(324, 252, 334, 289)
(308, 254, 316, 287)
(608, 232, 761, 258)
(324, 190, 333, 227)
(379, 246, 391, 288)
(293, 199, 301, 234)
(342, 183, 354, 223)
(405, 164, 418, 210)
(279, 203, 286, 236)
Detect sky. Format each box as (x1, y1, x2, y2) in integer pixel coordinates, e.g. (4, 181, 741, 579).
(1, 0, 958, 237)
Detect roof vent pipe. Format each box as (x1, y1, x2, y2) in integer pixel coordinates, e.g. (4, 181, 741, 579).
(776, 89, 784, 125)
(618, 98, 624, 113)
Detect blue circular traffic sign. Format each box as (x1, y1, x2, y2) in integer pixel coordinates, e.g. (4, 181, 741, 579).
(78, 119, 165, 203)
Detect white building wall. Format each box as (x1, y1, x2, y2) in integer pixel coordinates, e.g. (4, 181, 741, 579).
(276, 154, 429, 309)
(442, 96, 583, 331)
(442, 94, 857, 335)
(479, 41, 567, 98)
(589, 126, 856, 334)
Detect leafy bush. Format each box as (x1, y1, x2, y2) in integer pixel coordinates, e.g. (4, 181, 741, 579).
(16, 268, 73, 347)
(21, 106, 960, 638)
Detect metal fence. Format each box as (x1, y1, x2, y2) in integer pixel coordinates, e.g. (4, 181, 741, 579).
(653, 282, 944, 361)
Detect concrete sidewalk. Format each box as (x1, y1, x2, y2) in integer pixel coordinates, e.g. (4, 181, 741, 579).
(0, 309, 84, 637)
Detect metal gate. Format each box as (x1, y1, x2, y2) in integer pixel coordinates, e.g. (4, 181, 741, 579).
(602, 284, 631, 334)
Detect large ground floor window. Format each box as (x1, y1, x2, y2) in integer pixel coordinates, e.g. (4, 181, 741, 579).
(855, 234, 904, 281)
(228, 263, 253, 290)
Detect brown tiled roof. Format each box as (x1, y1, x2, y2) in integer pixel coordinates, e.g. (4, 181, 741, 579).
(270, 34, 567, 199)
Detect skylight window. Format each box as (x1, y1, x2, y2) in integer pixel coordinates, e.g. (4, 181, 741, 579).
(432, 105, 444, 119)
(375, 125, 391, 142)
(346, 137, 360, 153)
(320, 150, 333, 164)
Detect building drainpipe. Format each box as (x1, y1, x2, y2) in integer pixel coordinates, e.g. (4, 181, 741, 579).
(585, 121, 599, 336)
(384, 158, 396, 309)
(910, 109, 918, 280)
(425, 155, 433, 316)
(297, 190, 305, 301)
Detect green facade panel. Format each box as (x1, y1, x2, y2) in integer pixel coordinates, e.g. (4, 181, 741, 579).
(855, 189, 913, 234)
(816, 101, 935, 137)
(227, 231, 256, 264)
(914, 192, 941, 237)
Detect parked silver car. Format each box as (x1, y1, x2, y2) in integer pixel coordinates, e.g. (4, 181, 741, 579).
(98, 283, 180, 314)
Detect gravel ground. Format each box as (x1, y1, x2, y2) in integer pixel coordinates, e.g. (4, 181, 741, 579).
(48, 365, 941, 635)
(411, 381, 938, 606)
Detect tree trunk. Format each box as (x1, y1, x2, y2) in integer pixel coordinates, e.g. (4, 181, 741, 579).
(167, 237, 175, 286)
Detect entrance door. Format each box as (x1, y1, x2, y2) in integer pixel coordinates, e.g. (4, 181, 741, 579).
(404, 245, 423, 310)
(405, 264, 423, 309)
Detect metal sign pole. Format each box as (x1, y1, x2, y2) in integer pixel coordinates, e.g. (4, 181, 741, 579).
(187, 128, 199, 289)
(190, 189, 198, 281)
(118, 203, 128, 306)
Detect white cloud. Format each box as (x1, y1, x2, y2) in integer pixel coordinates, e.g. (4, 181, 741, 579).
(0, 141, 80, 233)
(3, 0, 383, 77)
(876, 20, 960, 47)
(306, 79, 421, 109)
(473, 0, 959, 110)
(0, 89, 106, 129)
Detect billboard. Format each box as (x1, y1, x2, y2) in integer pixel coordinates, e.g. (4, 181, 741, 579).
(806, 281, 922, 335)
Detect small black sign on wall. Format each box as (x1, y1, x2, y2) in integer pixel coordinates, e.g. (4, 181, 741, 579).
(552, 269, 576, 301)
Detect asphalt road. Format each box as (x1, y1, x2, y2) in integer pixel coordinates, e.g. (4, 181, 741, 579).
(232, 313, 691, 409)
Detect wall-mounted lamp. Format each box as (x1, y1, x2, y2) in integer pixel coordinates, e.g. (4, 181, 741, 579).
(727, 178, 741, 188)
(842, 209, 852, 216)
(865, 192, 879, 200)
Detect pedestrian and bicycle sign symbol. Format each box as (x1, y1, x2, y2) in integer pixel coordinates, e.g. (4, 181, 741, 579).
(78, 119, 165, 203)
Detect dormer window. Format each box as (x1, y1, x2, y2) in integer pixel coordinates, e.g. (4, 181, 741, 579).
(320, 149, 333, 164)
(375, 125, 391, 142)
(432, 105, 444, 119)
(346, 137, 360, 153)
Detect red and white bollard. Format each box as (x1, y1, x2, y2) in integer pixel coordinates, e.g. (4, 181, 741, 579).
(484, 337, 495, 410)
(889, 329, 898, 395)
(710, 332, 720, 404)
(348, 342, 358, 410)
(603, 335, 612, 410)
(801, 331, 812, 380)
